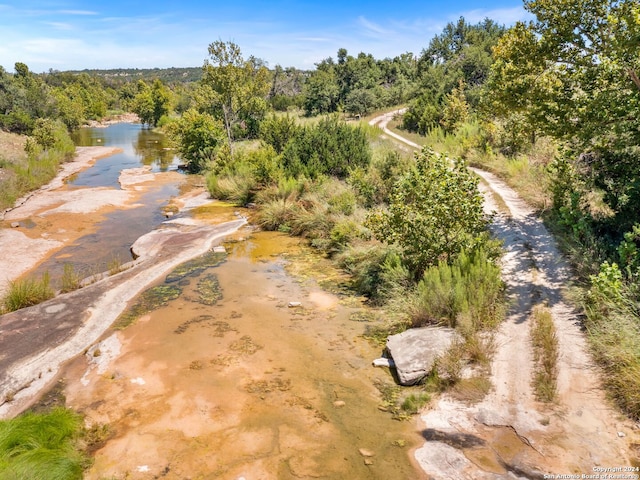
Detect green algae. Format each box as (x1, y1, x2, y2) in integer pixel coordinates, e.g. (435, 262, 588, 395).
(194, 273, 222, 305)
(114, 284, 182, 329)
(165, 251, 227, 284)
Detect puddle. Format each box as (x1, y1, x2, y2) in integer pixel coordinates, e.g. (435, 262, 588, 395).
(62, 231, 426, 479)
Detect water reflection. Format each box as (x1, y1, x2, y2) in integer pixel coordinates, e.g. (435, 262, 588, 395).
(70, 123, 179, 188)
(133, 128, 175, 170)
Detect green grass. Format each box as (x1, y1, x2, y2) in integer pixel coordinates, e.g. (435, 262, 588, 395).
(2, 272, 54, 313)
(0, 408, 88, 480)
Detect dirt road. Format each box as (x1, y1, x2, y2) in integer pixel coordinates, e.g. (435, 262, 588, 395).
(369, 112, 639, 478)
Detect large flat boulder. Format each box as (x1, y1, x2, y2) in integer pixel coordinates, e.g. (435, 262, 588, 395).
(386, 327, 456, 385)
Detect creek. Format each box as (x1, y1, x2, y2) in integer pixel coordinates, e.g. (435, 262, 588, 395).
(63, 228, 425, 479)
(23, 124, 425, 478)
(31, 123, 183, 285)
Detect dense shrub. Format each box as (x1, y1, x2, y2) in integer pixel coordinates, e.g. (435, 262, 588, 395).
(338, 245, 411, 301)
(280, 116, 371, 179)
(259, 114, 301, 154)
(407, 249, 504, 330)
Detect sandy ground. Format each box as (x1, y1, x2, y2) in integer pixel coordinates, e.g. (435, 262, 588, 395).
(369, 113, 640, 477)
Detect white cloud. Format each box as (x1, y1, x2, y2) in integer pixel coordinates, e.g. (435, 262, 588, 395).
(43, 22, 74, 31)
(58, 10, 98, 16)
(357, 16, 394, 37)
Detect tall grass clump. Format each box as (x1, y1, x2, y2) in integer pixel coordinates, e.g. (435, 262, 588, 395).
(530, 304, 559, 402)
(406, 249, 505, 331)
(338, 245, 411, 302)
(207, 165, 257, 206)
(0, 407, 88, 479)
(583, 262, 640, 419)
(60, 263, 81, 293)
(2, 272, 54, 313)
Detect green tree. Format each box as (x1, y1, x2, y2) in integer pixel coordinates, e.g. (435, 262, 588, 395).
(151, 79, 171, 125)
(344, 88, 378, 116)
(488, 0, 640, 229)
(403, 18, 505, 133)
(132, 81, 155, 126)
(303, 65, 340, 116)
(201, 40, 270, 150)
(167, 108, 226, 173)
(131, 80, 171, 127)
(440, 80, 469, 132)
(366, 148, 486, 278)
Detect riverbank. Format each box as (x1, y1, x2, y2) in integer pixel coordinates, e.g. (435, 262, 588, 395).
(0, 142, 245, 414)
(0, 146, 187, 297)
(0, 146, 121, 295)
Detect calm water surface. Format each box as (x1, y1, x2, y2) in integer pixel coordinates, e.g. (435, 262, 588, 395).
(31, 124, 183, 286)
(70, 123, 179, 189)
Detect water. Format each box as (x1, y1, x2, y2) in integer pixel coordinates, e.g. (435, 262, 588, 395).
(29, 123, 183, 286)
(69, 123, 179, 189)
(63, 230, 426, 479)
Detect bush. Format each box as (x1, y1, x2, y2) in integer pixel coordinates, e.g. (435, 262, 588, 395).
(166, 108, 226, 173)
(407, 249, 504, 330)
(259, 114, 301, 154)
(29, 118, 75, 159)
(338, 244, 411, 301)
(280, 115, 371, 179)
(367, 148, 487, 278)
(583, 262, 640, 419)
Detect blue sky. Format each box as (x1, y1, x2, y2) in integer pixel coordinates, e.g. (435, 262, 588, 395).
(0, 1, 532, 73)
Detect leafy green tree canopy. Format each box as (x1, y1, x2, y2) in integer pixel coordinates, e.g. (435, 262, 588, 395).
(166, 108, 226, 173)
(132, 79, 171, 127)
(201, 40, 270, 147)
(488, 0, 640, 148)
(366, 148, 486, 278)
(403, 17, 505, 133)
(487, 0, 640, 228)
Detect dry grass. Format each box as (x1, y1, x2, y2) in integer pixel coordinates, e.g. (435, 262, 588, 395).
(0, 130, 27, 162)
(530, 304, 559, 402)
(449, 376, 492, 404)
